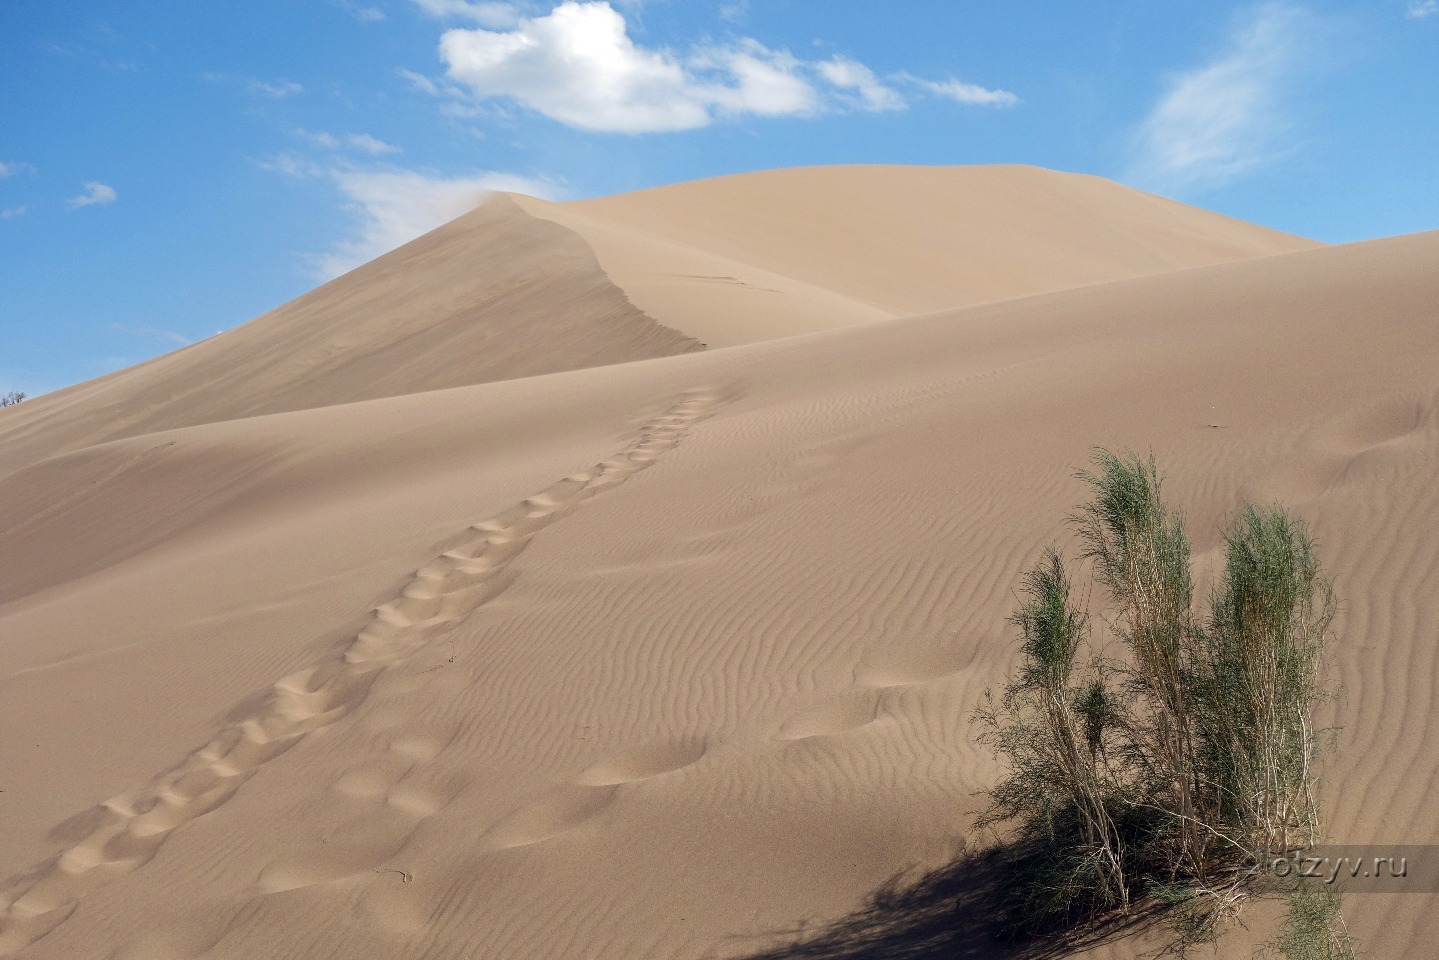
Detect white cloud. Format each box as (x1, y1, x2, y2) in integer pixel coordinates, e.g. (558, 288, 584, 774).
(693, 40, 818, 117)
(249, 78, 305, 98)
(901, 74, 1019, 107)
(3, 206, 28, 219)
(818, 56, 905, 112)
(434, 2, 1015, 133)
(68, 182, 117, 207)
(1, 161, 37, 178)
(440, 2, 720, 132)
(1408, 0, 1438, 17)
(413, 0, 524, 27)
(316, 169, 559, 278)
(1127, 2, 1314, 194)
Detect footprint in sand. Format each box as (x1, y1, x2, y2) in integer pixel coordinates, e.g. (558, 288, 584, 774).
(0, 389, 725, 957)
(483, 739, 707, 850)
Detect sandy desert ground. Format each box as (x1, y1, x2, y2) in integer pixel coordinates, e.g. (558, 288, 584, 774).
(1, 165, 1435, 958)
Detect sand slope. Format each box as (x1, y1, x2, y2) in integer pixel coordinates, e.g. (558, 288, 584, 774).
(0, 195, 699, 477)
(517, 164, 1319, 346)
(2, 209, 1436, 959)
(0, 166, 1313, 478)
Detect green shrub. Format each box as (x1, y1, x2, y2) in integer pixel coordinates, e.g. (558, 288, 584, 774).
(975, 449, 1356, 955)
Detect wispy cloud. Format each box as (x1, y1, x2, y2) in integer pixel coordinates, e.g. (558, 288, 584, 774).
(332, 0, 387, 21)
(315, 168, 560, 278)
(412, 0, 524, 27)
(1126, 1, 1315, 194)
(434, 1, 1015, 133)
(68, 182, 118, 207)
(818, 57, 905, 112)
(398, 67, 444, 96)
(258, 152, 328, 179)
(0, 161, 37, 178)
(3, 206, 28, 220)
(1408, 0, 1438, 18)
(248, 78, 305, 98)
(900, 75, 1020, 107)
(348, 133, 401, 155)
(718, 1, 748, 24)
(298, 129, 401, 154)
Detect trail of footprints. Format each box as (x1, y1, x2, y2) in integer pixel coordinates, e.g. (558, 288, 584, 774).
(0, 390, 720, 956)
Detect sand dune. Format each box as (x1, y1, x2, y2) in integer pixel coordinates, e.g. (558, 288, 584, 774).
(0, 195, 699, 476)
(1, 167, 1434, 959)
(0, 166, 1311, 477)
(517, 164, 1318, 345)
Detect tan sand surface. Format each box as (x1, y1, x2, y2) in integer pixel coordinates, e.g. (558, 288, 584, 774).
(1, 167, 1434, 959)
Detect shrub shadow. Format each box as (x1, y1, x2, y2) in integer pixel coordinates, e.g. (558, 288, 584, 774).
(731, 846, 1154, 960)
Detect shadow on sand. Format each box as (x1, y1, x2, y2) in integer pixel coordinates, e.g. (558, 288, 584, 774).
(732, 846, 1154, 960)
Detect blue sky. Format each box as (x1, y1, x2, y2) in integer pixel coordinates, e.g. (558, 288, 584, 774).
(2, 0, 1436, 397)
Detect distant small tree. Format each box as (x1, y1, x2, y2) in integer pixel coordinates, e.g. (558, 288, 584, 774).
(0, 391, 26, 407)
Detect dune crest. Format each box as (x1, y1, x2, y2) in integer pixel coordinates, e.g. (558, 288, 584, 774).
(517, 164, 1318, 346)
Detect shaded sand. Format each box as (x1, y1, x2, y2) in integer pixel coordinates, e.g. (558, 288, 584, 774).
(0, 195, 699, 476)
(2, 167, 1436, 959)
(516, 164, 1318, 346)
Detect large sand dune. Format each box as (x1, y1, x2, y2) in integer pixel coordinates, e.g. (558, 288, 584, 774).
(1, 166, 1434, 959)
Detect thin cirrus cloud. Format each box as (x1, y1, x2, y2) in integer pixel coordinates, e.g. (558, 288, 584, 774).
(298, 129, 402, 155)
(413, 0, 524, 27)
(426, 1, 1016, 133)
(901, 75, 1021, 107)
(315, 169, 559, 279)
(1408, 1, 1438, 18)
(248, 78, 305, 98)
(818, 57, 906, 113)
(68, 182, 118, 208)
(1126, 1, 1316, 195)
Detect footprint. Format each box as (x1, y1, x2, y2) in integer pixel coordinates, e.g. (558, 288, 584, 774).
(0, 387, 728, 954)
(777, 692, 880, 741)
(480, 784, 618, 850)
(575, 740, 706, 786)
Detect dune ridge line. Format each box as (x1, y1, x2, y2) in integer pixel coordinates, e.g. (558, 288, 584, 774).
(0, 388, 724, 956)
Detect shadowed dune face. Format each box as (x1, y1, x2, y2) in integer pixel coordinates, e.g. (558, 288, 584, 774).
(0, 164, 1434, 959)
(0, 195, 700, 477)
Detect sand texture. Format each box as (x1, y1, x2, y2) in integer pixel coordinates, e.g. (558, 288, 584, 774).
(0, 166, 1434, 959)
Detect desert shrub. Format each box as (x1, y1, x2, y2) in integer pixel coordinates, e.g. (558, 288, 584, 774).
(0, 391, 25, 407)
(975, 449, 1355, 954)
